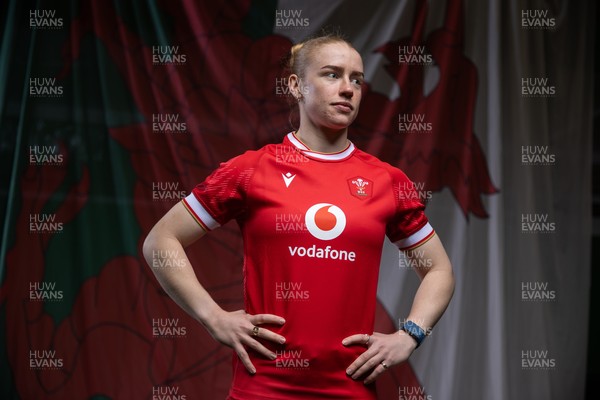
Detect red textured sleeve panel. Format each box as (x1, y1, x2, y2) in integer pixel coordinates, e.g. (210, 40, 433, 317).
(182, 151, 260, 231)
(385, 166, 435, 251)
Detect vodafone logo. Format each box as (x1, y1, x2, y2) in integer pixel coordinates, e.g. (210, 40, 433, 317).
(304, 203, 346, 241)
(288, 203, 355, 262)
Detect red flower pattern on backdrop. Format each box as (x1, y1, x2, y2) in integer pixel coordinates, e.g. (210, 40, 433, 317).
(1, 0, 495, 398)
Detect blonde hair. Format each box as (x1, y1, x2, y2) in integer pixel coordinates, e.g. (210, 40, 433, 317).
(286, 31, 353, 78)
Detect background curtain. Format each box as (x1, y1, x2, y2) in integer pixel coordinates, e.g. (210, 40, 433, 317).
(0, 0, 593, 399)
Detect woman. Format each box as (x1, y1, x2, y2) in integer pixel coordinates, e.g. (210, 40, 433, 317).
(143, 33, 454, 399)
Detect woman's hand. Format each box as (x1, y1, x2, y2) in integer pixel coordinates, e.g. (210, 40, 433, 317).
(342, 331, 417, 384)
(206, 309, 286, 374)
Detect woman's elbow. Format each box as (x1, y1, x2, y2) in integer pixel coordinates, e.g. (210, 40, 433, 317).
(142, 227, 160, 265)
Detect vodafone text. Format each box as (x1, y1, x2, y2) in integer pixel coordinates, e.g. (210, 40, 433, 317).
(288, 244, 356, 262)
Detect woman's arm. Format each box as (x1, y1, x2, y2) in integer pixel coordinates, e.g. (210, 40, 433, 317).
(404, 233, 455, 329)
(343, 234, 455, 384)
(143, 202, 286, 374)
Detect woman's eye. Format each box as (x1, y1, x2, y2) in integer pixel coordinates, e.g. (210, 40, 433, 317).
(327, 72, 338, 78)
(351, 78, 363, 85)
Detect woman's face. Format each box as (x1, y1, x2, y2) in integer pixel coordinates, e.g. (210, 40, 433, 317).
(292, 42, 364, 132)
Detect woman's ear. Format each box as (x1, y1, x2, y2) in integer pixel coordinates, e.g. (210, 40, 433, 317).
(287, 74, 302, 101)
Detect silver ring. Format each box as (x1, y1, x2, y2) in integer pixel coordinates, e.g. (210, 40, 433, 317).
(252, 326, 260, 336)
(364, 334, 371, 345)
(381, 361, 388, 369)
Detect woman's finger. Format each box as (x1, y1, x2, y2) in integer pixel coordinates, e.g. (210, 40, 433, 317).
(350, 353, 383, 379)
(233, 343, 256, 374)
(249, 313, 286, 326)
(345, 347, 378, 377)
(342, 333, 372, 346)
(249, 324, 286, 344)
(241, 336, 278, 361)
(363, 362, 387, 384)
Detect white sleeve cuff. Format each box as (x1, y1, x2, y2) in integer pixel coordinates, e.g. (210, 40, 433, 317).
(394, 222, 435, 250)
(182, 193, 221, 231)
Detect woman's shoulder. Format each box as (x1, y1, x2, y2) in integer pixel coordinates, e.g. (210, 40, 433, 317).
(353, 148, 410, 180)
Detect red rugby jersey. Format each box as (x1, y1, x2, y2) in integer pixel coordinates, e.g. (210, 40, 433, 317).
(182, 132, 433, 399)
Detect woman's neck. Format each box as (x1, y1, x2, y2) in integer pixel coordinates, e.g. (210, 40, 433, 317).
(295, 127, 349, 153)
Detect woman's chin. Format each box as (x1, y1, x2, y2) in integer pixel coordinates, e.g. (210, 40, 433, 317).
(321, 118, 355, 132)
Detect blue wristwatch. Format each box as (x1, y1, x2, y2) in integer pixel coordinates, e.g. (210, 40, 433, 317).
(400, 320, 428, 348)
